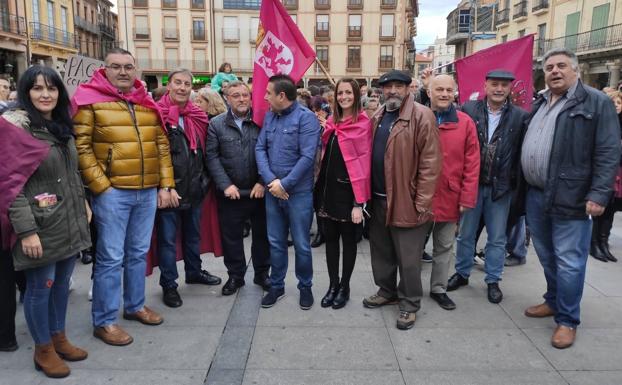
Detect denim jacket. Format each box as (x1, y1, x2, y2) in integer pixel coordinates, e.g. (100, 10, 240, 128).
(255, 101, 321, 194)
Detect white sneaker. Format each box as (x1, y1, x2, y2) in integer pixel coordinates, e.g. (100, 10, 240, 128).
(88, 282, 93, 301)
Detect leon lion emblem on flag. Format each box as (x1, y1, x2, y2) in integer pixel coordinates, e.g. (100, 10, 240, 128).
(254, 29, 294, 77)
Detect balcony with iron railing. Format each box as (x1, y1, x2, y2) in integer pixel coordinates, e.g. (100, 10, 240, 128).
(99, 23, 115, 37)
(379, 25, 396, 40)
(496, 8, 510, 26)
(281, 0, 298, 10)
(222, 28, 240, 42)
(0, 12, 26, 36)
(446, 7, 471, 45)
(315, 22, 330, 41)
(30, 22, 77, 48)
(379, 56, 394, 70)
(532, 0, 548, 14)
(75, 16, 98, 34)
(381, 0, 396, 9)
(348, 25, 362, 40)
(315, 0, 330, 10)
(541, 23, 622, 57)
(513, 1, 528, 20)
(347, 0, 363, 10)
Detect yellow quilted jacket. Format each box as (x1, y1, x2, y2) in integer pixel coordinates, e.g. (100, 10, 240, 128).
(73, 101, 175, 195)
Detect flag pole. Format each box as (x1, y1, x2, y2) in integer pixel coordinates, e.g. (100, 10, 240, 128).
(314, 57, 336, 86)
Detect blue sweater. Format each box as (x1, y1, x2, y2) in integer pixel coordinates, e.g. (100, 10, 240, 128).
(255, 101, 321, 194)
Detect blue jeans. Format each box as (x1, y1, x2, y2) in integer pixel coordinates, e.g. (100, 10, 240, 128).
(23, 256, 76, 344)
(157, 206, 203, 289)
(455, 185, 512, 283)
(265, 192, 313, 290)
(507, 216, 527, 260)
(525, 188, 591, 327)
(91, 187, 157, 327)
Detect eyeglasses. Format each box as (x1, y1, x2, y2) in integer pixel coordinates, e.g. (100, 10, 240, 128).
(106, 64, 136, 72)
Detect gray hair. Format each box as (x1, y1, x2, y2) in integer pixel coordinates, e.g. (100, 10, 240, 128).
(542, 48, 579, 71)
(227, 80, 249, 90)
(167, 68, 194, 82)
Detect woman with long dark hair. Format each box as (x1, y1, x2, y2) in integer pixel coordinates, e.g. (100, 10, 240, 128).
(4, 66, 91, 378)
(314, 78, 372, 309)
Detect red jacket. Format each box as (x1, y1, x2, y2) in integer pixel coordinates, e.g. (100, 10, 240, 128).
(432, 106, 480, 222)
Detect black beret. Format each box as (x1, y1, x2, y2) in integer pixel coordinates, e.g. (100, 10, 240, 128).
(486, 69, 515, 81)
(378, 70, 412, 86)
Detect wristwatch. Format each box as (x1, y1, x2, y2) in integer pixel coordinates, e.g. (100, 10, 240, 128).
(162, 187, 171, 192)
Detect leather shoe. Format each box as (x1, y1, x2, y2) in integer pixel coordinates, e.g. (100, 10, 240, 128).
(524, 302, 555, 318)
(0, 340, 18, 352)
(123, 306, 163, 325)
(222, 278, 245, 296)
(447, 273, 468, 291)
(487, 282, 503, 304)
(162, 287, 183, 308)
(551, 325, 576, 349)
(80, 250, 93, 265)
(321, 282, 339, 308)
(504, 255, 526, 266)
(430, 292, 456, 310)
(93, 325, 133, 346)
(186, 270, 222, 286)
(253, 274, 271, 291)
(332, 285, 350, 309)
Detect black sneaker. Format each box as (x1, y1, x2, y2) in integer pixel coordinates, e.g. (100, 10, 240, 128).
(422, 251, 433, 263)
(186, 270, 222, 286)
(162, 287, 183, 308)
(261, 288, 285, 308)
(447, 273, 469, 291)
(0, 340, 18, 352)
(430, 292, 456, 310)
(487, 282, 503, 304)
(299, 287, 314, 310)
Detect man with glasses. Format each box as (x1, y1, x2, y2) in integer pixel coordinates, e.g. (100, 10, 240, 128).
(206, 80, 271, 296)
(73, 48, 175, 346)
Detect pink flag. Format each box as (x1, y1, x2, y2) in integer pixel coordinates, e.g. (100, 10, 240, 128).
(455, 35, 534, 111)
(251, 0, 316, 127)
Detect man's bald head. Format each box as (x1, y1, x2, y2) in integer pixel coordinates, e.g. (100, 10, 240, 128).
(428, 74, 456, 111)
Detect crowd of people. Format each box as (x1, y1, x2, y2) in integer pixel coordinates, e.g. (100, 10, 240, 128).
(0, 46, 621, 379)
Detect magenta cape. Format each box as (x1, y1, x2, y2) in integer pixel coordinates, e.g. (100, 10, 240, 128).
(322, 111, 372, 204)
(0, 117, 50, 249)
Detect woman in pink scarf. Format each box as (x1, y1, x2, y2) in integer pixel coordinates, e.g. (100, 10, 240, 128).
(314, 78, 372, 309)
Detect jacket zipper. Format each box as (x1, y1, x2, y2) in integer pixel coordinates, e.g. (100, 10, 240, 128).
(126, 102, 145, 189)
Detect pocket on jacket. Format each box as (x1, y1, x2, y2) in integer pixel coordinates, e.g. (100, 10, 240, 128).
(447, 179, 461, 193)
(221, 136, 240, 158)
(553, 170, 590, 211)
(31, 196, 64, 230)
(281, 127, 299, 152)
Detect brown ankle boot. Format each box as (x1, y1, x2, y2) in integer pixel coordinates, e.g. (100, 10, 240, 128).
(52, 332, 88, 361)
(34, 343, 70, 378)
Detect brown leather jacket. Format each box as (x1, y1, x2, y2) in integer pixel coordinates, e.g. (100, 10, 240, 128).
(371, 93, 442, 227)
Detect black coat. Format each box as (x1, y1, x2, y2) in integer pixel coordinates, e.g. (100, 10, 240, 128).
(314, 133, 356, 221)
(205, 109, 262, 195)
(462, 98, 527, 201)
(522, 81, 621, 219)
(165, 124, 210, 209)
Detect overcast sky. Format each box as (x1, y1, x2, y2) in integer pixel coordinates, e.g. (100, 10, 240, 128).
(415, 0, 460, 49)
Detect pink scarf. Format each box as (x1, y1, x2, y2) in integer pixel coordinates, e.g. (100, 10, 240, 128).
(322, 111, 372, 204)
(71, 68, 163, 125)
(157, 93, 208, 150)
(0, 117, 50, 249)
